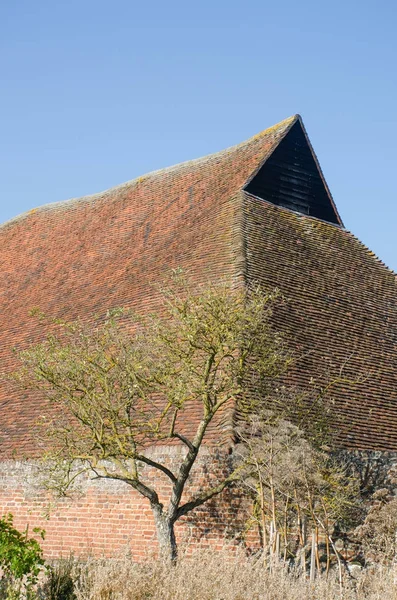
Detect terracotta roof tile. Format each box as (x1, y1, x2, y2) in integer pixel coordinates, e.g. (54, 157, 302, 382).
(0, 117, 296, 456)
(1, 115, 396, 453)
(243, 193, 397, 450)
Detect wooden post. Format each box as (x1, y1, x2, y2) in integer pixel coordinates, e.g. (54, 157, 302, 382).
(315, 526, 320, 571)
(301, 516, 307, 576)
(310, 530, 316, 582)
(275, 531, 280, 560)
(303, 516, 307, 546)
(269, 521, 274, 572)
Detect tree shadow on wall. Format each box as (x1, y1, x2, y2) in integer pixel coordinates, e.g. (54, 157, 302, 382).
(178, 454, 249, 548)
(338, 449, 397, 500)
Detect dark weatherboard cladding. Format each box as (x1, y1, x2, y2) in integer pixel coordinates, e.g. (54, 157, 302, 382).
(245, 120, 342, 225)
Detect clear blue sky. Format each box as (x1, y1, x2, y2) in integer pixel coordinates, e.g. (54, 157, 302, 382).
(1, 1, 397, 269)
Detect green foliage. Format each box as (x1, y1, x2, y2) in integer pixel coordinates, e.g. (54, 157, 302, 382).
(0, 513, 44, 599)
(13, 280, 290, 469)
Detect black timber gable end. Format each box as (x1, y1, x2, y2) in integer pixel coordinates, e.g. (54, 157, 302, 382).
(244, 120, 341, 225)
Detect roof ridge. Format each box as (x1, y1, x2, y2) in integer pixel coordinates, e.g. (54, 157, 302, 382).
(0, 115, 297, 232)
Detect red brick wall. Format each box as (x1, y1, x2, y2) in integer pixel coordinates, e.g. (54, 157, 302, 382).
(0, 447, 256, 559)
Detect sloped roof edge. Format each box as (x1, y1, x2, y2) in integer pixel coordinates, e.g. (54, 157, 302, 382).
(297, 116, 344, 227)
(243, 115, 344, 227)
(243, 114, 300, 188)
(0, 115, 297, 232)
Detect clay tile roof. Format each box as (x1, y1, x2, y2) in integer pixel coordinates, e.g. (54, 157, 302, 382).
(1, 114, 397, 454)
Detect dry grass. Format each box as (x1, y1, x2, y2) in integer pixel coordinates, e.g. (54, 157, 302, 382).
(70, 548, 397, 600)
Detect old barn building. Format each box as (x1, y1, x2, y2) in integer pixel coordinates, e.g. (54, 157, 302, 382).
(1, 115, 397, 557)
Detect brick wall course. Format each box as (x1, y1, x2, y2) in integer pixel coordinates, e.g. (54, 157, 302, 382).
(0, 447, 254, 559)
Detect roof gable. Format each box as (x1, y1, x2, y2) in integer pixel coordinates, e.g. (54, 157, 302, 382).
(244, 118, 343, 225)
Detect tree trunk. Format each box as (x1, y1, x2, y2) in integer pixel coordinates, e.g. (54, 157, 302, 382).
(152, 505, 177, 562)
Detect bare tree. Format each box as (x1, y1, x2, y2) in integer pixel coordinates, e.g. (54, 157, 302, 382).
(237, 412, 359, 588)
(10, 277, 291, 561)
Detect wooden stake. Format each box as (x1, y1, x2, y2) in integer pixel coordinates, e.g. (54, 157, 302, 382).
(269, 521, 274, 572)
(275, 531, 280, 559)
(310, 530, 316, 582)
(325, 532, 330, 578)
(315, 526, 320, 571)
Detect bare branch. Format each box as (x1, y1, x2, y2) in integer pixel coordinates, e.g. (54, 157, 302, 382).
(135, 454, 177, 484)
(170, 432, 195, 452)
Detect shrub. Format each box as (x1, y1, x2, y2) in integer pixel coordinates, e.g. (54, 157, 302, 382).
(355, 490, 397, 564)
(39, 556, 77, 600)
(0, 513, 44, 599)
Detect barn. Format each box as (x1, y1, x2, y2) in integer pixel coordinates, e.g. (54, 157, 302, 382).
(1, 115, 397, 557)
